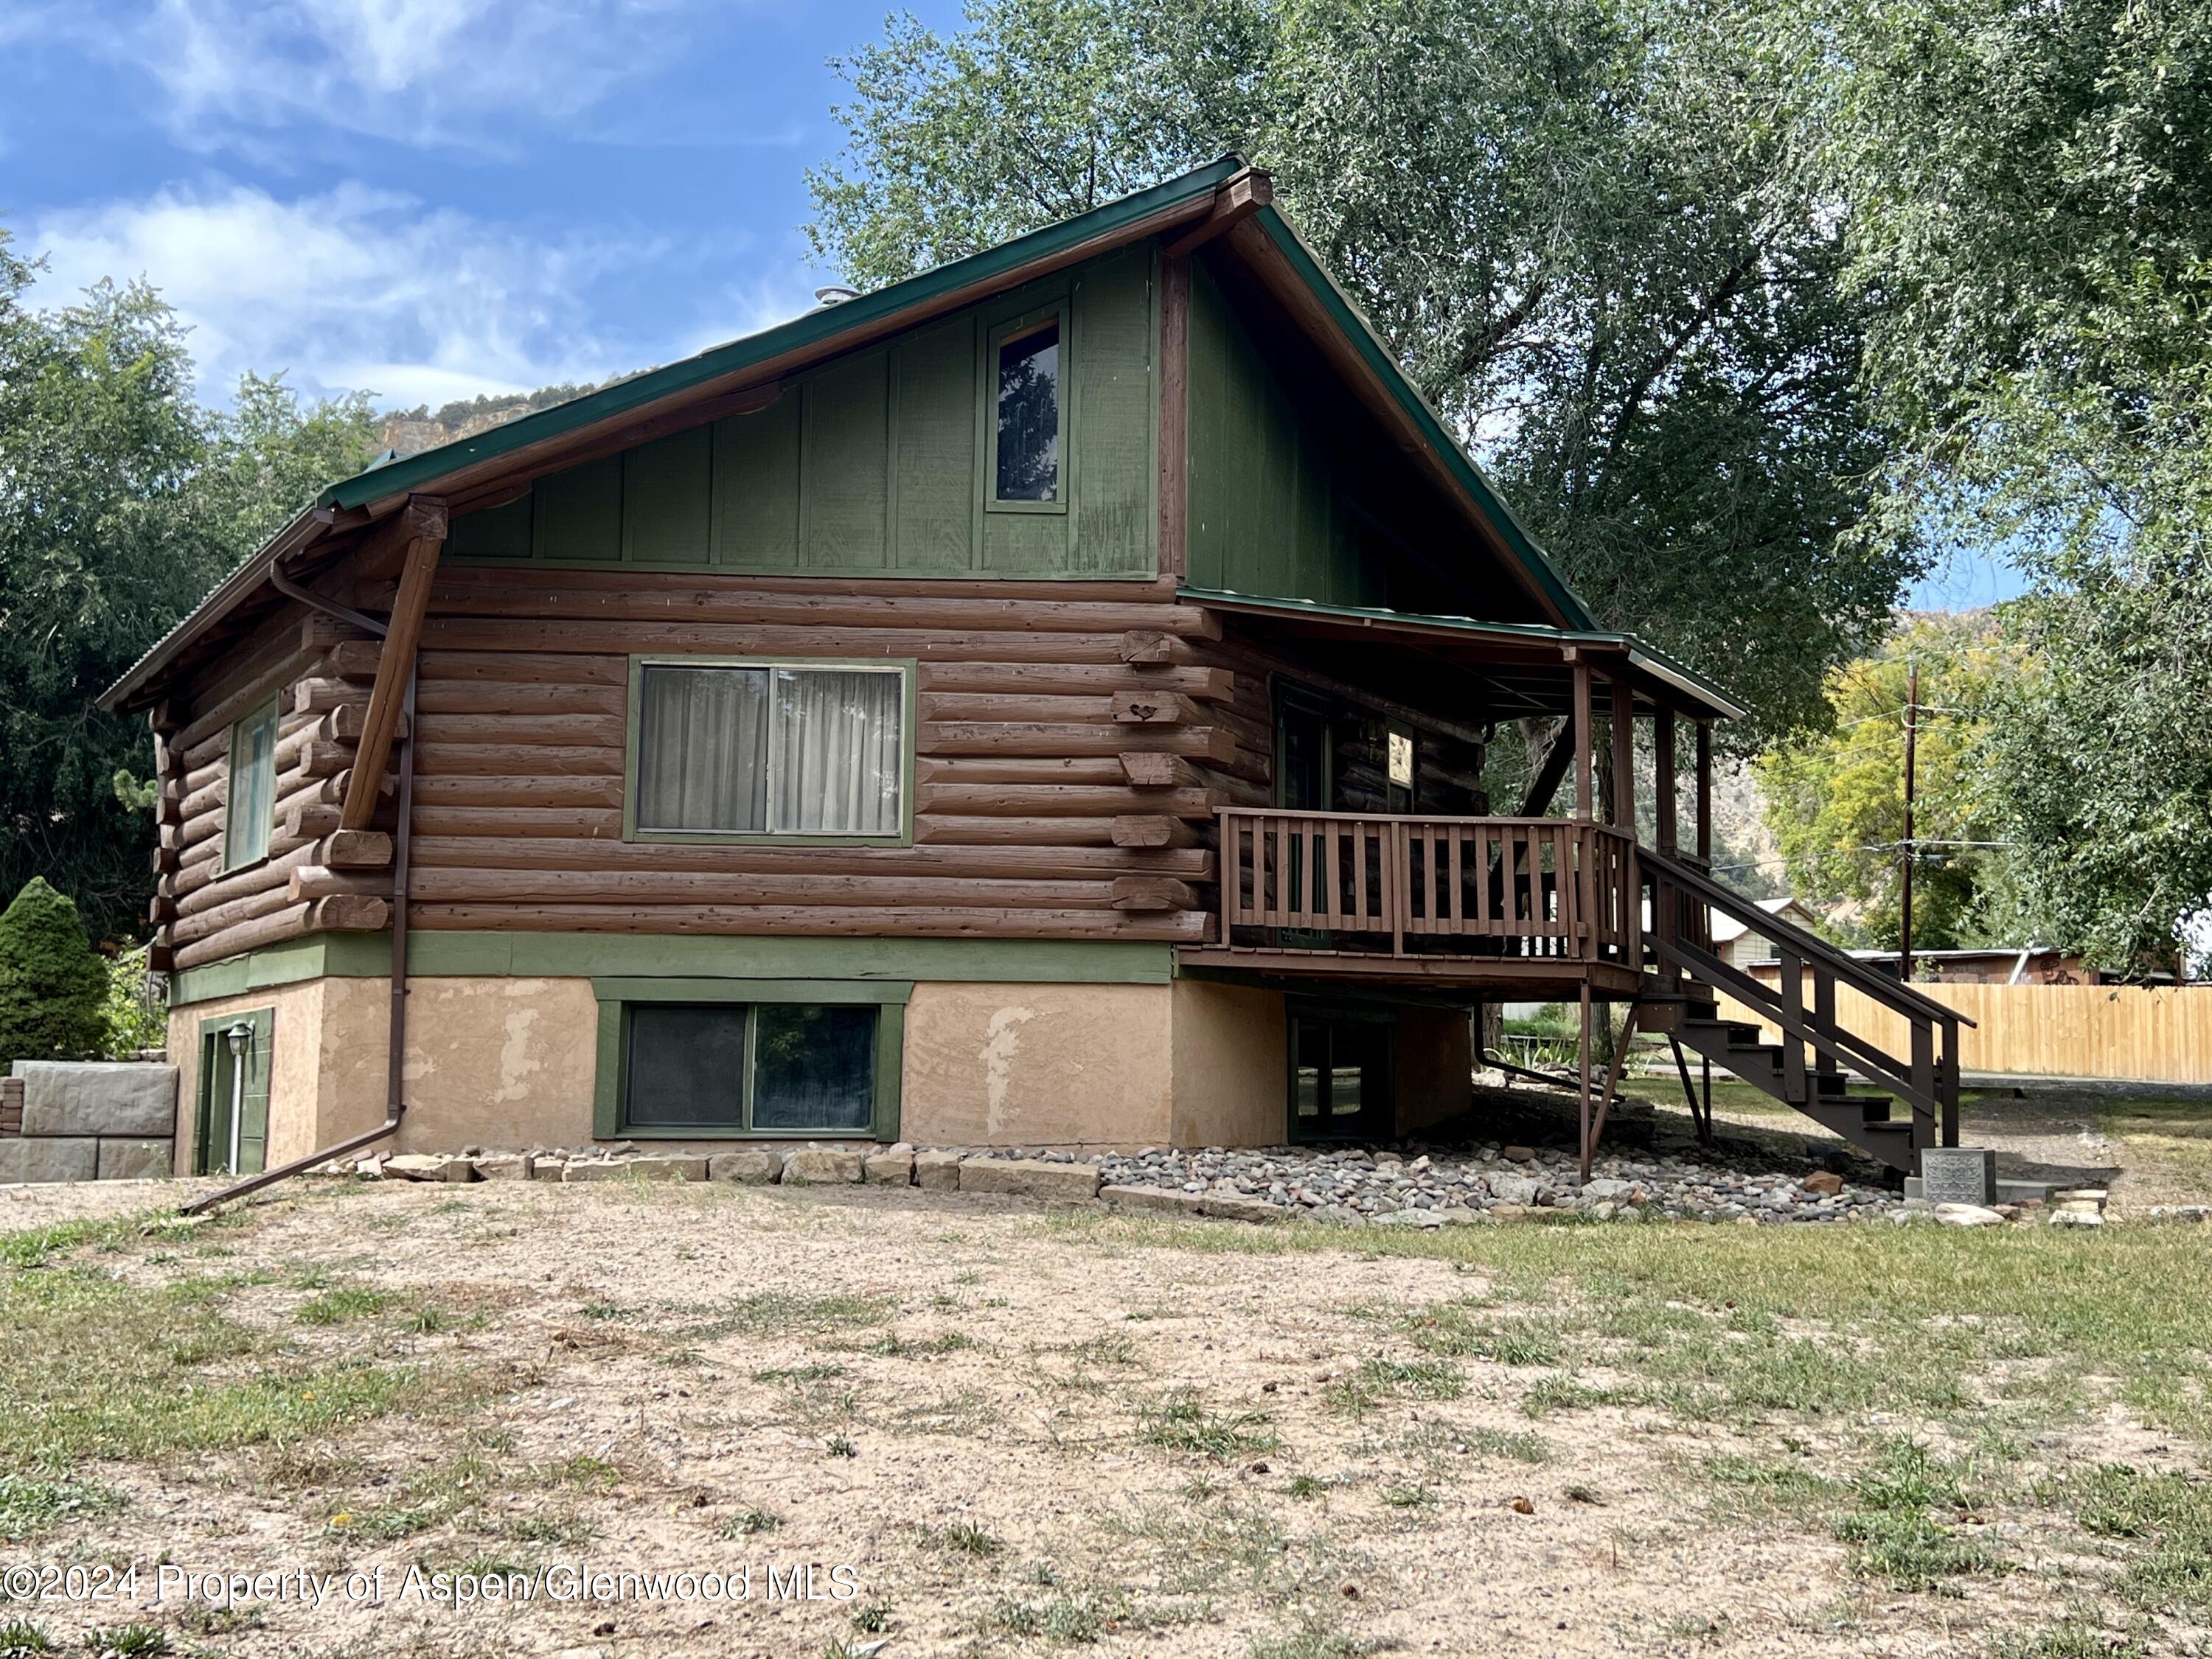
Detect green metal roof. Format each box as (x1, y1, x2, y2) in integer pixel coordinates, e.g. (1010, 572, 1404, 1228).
(105, 153, 1632, 709)
(313, 158, 1248, 512)
(1177, 586, 1745, 718)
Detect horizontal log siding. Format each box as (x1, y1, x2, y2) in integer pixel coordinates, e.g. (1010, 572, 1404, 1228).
(383, 571, 1225, 945)
(159, 600, 397, 970)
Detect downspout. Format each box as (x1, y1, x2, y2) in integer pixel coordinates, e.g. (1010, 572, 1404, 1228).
(183, 569, 415, 1214)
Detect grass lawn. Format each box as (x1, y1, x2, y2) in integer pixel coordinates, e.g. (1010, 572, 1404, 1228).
(0, 1180, 2203, 1656)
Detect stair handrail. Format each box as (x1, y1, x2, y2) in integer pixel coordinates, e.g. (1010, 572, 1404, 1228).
(1638, 847, 1975, 1031)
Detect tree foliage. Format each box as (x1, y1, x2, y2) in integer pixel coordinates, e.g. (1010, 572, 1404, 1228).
(1756, 616, 2009, 953)
(1794, 0, 2212, 970)
(0, 234, 380, 941)
(0, 877, 109, 1065)
(807, 0, 1918, 751)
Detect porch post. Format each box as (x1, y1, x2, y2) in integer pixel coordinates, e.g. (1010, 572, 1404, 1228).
(1610, 676, 1636, 833)
(1571, 656, 1593, 821)
(1655, 709, 1677, 856)
(1694, 720, 1714, 862)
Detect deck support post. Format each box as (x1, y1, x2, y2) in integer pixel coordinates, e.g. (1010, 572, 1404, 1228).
(1655, 710, 1677, 855)
(1577, 982, 1595, 1181)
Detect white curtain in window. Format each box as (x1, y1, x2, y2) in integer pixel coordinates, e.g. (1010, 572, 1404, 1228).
(636, 666, 769, 832)
(773, 669, 902, 834)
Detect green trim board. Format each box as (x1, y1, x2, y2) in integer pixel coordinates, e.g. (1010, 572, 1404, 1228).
(167, 933, 1177, 1007)
(620, 655, 918, 846)
(194, 1006, 273, 1176)
(591, 981, 904, 1142)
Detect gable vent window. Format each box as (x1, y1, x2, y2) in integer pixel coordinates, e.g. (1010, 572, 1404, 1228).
(994, 318, 1061, 501)
(633, 661, 904, 838)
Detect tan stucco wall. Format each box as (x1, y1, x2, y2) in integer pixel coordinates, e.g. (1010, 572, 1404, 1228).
(900, 981, 1175, 1147)
(399, 978, 600, 1152)
(166, 978, 384, 1172)
(1394, 1004, 1475, 1135)
(171, 973, 1478, 1156)
(1169, 979, 1286, 1147)
(170, 975, 600, 1163)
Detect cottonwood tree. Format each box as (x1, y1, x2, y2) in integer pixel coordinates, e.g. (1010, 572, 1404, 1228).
(807, 0, 1919, 750)
(1756, 616, 2010, 953)
(0, 234, 380, 939)
(1797, 0, 2212, 971)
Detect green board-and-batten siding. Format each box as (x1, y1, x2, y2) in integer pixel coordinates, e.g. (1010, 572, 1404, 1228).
(1185, 260, 1388, 609)
(448, 247, 1160, 580)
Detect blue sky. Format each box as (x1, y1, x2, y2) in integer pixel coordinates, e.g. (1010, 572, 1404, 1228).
(6, 0, 964, 412)
(6, 0, 2012, 610)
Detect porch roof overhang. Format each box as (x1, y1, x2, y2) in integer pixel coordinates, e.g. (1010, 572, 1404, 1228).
(1178, 588, 1746, 722)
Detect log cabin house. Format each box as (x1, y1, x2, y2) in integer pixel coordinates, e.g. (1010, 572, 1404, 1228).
(102, 158, 1969, 1188)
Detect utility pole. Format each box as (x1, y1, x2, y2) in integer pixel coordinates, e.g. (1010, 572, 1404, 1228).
(1899, 658, 1919, 987)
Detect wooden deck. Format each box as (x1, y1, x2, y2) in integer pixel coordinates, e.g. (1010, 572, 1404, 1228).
(1201, 806, 1641, 986)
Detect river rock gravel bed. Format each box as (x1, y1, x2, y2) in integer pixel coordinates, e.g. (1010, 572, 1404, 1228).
(964, 1141, 1903, 1225)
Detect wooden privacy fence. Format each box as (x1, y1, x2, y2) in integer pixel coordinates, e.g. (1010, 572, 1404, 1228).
(1217, 808, 1638, 962)
(1725, 972, 2212, 1085)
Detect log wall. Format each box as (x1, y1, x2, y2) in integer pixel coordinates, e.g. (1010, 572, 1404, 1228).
(156, 566, 1266, 969)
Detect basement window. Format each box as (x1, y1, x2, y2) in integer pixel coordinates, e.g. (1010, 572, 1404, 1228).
(630, 659, 907, 840)
(221, 696, 279, 871)
(992, 315, 1062, 505)
(617, 1001, 884, 1135)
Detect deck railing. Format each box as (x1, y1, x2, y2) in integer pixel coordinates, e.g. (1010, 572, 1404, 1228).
(1217, 808, 1640, 964)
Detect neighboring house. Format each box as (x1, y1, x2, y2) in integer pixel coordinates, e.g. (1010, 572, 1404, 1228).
(102, 158, 1965, 1181)
(1711, 897, 1821, 971)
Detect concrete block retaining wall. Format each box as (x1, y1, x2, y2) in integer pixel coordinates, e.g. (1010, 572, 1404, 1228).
(1, 1062, 178, 1184)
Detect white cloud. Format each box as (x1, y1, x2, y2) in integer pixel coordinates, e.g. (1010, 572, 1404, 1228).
(24, 179, 639, 408)
(48, 0, 736, 153)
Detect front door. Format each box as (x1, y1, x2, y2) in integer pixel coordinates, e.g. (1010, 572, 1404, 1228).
(1290, 1009, 1393, 1140)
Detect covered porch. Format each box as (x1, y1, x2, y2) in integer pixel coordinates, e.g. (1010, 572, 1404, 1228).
(1178, 587, 1741, 998)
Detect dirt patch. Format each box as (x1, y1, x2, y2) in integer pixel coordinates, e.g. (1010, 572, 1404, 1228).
(0, 1178, 2201, 1657)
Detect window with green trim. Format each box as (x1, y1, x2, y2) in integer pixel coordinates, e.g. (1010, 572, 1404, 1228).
(631, 661, 905, 838)
(993, 316, 1062, 503)
(622, 1001, 878, 1134)
(222, 698, 278, 870)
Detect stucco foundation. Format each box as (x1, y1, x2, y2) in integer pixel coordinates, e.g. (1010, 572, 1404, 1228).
(169, 976, 601, 1168)
(898, 978, 1290, 1149)
(170, 967, 1464, 1160)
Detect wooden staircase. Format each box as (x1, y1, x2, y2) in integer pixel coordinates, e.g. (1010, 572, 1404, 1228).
(1638, 849, 1973, 1175)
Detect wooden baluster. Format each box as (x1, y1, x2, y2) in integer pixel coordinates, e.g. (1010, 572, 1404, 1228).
(1352, 818, 1371, 928)
(1388, 821, 1406, 957)
(1448, 826, 1466, 936)
(1781, 947, 1806, 1104)
(1222, 812, 1241, 934)
(1259, 819, 1278, 928)
(1323, 817, 1340, 928)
